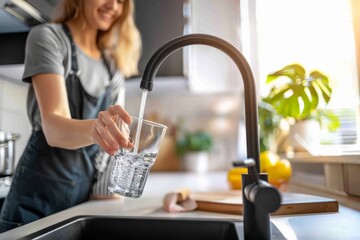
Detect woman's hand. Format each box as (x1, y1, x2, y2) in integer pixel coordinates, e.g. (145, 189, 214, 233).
(91, 105, 133, 155)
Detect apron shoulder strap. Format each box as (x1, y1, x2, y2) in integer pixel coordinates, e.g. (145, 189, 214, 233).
(61, 23, 80, 76)
(101, 52, 116, 80)
(62, 23, 114, 80)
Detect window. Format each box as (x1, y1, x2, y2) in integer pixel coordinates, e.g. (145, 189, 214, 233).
(245, 0, 359, 147)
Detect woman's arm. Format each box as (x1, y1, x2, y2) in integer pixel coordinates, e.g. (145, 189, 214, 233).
(32, 73, 132, 155)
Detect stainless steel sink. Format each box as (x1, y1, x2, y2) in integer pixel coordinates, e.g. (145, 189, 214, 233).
(18, 215, 286, 240)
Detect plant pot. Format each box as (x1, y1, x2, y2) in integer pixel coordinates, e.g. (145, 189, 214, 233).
(182, 151, 210, 173)
(288, 119, 321, 153)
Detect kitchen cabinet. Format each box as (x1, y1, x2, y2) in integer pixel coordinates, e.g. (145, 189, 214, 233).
(288, 153, 360, 210)
(133, 0, 186, 77)
(0, 32, 28, 65)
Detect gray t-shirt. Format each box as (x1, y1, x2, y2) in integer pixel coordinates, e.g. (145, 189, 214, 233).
(23, 23, 125, 131)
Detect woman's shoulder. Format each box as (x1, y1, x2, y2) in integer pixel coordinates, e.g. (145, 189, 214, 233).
(28, 23, 65, 40)
(23, 22, 71, 80)
(27, 22, 70, 56)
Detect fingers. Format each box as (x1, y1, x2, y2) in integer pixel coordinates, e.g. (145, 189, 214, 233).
(91, 125, 115, 155)
(93, 105, 132, 155)
(109, 105, 132, 125)
(124, 137, 134, 149)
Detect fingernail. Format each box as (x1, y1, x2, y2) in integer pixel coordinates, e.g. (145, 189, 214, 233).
(121, 139, 128, 146)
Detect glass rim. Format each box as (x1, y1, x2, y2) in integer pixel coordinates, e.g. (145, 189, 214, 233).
(131, 116, 167, 129)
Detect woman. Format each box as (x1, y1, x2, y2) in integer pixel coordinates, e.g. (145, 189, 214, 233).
(0, 0, 141, 232)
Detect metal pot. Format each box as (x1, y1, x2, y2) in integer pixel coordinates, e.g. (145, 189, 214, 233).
(0, 131, 20, 177)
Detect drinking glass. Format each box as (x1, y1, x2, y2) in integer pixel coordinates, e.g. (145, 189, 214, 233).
(108, 116, 167, 198)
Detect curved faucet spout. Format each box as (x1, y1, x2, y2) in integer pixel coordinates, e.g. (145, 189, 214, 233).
(140, 34, 260, 173)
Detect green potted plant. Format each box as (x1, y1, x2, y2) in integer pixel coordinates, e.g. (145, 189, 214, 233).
(176, 127, 213, 172)
(176, 131, 213, 156)
(260, 63, 340, 153)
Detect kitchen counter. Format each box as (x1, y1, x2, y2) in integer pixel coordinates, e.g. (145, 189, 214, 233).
(0, 172, 359, 240)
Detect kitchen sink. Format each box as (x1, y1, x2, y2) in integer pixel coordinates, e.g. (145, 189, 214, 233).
(18, 215, 286, 240)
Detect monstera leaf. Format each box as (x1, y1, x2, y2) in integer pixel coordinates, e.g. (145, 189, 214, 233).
(264, 64, 332, 120)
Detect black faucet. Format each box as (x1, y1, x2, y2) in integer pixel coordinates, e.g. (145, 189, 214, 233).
(140, 34, 281, 240)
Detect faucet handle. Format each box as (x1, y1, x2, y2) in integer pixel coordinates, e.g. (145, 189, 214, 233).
(244, 178, 282, 213)
(232, 158, 256, 168)
(232, 158, 259, 184)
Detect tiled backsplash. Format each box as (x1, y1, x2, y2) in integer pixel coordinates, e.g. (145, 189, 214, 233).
(125, 78, 244, 170)
(0, 76, 245, 171)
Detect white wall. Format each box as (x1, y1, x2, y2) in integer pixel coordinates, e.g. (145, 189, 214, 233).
(0, 77, 32, 167)
(188, 0, 244, 93)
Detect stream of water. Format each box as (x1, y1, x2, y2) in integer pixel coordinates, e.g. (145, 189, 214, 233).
(134, 89, 148, 153)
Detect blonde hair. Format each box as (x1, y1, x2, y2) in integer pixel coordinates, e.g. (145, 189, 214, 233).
(52, 0, 141, 78)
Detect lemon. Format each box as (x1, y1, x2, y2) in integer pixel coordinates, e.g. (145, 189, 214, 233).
(267, 159, 292, 182)
(260, 151, 280, 173)
(227, 167, 248, 189)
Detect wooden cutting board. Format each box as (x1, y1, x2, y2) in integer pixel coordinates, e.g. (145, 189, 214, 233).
(193, 191, 339, 215)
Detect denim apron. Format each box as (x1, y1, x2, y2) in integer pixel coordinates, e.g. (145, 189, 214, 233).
(0, 24, 115, 232)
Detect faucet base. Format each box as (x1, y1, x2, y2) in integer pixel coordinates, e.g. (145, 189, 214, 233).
(242, 173, 281, 240)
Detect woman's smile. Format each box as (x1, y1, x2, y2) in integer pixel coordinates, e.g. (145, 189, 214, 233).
(87, 0, 124, 30)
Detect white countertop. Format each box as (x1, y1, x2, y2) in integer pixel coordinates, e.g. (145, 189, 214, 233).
(0, 172, 359, 240)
